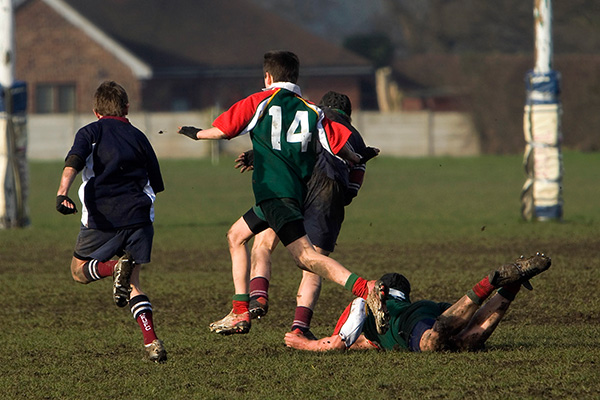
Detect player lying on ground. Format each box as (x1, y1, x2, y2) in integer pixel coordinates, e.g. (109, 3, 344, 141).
(177, 50, 388, 336)
(236, 91, 378, 339)
(285, 253, 551, 352)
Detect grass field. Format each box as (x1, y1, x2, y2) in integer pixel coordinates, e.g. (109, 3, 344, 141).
(2, 152, 599, 399)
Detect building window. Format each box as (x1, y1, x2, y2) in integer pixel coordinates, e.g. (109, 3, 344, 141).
(35, 83, 76, 113)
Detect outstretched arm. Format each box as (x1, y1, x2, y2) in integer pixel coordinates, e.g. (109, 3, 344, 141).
(284, 332, 377, 351)
(178, 126, 228, 140)
(284, 331, 346, 351)
(285, 297, 379, 352)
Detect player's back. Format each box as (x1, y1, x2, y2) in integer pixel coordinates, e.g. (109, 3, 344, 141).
(251, 88, 322, 204)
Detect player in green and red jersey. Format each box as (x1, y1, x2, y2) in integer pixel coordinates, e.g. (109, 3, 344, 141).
(177, 50, 387, 336)
(284, 253, 551, 353)
(234, 91, 378, 341)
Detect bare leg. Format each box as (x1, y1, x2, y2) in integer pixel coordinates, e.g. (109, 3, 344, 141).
(250, 230, 325, 309)
(295, 246, 327, 310)
(226, 216, 255, 295)
(285, 236, 352, 286)
(250, 228, 279, 281)
(449, 292, 512, 351)
(291, 248, 325, 335)
(129, 265, 145, 297)
(210, 217, 255, 334)
(420, 295, 480, 351)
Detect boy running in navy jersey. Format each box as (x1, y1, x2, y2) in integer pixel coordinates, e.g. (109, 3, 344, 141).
(177, 51, 388, 336)
(56, 81, 167, 362)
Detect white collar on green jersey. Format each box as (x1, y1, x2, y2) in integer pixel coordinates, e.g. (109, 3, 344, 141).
(264, 82, 302, 97)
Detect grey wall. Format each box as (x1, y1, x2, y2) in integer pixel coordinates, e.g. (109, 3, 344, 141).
(25, 110, 479, 160)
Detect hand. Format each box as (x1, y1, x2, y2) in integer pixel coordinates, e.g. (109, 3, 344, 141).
(357, 147, 380, 164)
(234, 150, 254, 173)
(56, 195, 78, 215)
(284, 331, 311, 350)
(177, 126, 202, 140)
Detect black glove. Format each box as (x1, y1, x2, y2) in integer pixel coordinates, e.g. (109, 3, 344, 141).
(241, 150, 254, 168)
(357, 147, 379, 164)
(56, 195, 77, 215)
(234, 150, 254, 173)
(178, 126, 202, 140)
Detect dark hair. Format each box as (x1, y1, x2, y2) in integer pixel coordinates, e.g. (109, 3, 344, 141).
(319, 91, 352, 118)
(93, 81, 129, 117)
(380, 273, 411, 302)
(263, 50, 300, 84)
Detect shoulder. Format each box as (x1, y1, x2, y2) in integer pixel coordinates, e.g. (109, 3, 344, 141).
(237, 89, 278, 109)
(221, 89, 278, 117)
(74, 120, 102, 143)
(78, 119, 101, 132)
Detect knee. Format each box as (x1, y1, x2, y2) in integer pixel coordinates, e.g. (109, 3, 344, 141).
(70, 259, 89, 284)
(419, 329, 445, 352)
(294, 251, 314, 272)
(226, 227, 245, 248)
(433, 314, 462, 337)
(71, 269, 89, 284)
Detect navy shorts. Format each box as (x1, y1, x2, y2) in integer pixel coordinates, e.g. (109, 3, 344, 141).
(408, 318, 436, 352)
(73, 223, 154, 264)
(303, 169, 345, 253)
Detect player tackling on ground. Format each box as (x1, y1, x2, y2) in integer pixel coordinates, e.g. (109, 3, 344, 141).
(177, 50, 388, 336)
(284, 253, 551, 352)
(56, 81, 167, 363)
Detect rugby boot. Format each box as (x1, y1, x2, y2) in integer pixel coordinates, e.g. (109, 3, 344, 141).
(145, 339, 167, 363)
(113, 253, 134, 307)
(366, 279, 390, 335)
(489, 252, 551, 290)
(249, 296, 269, 319)
(209, 309, 251, 335)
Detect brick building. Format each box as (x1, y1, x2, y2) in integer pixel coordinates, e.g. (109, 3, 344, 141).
(15, 0, 375, 114)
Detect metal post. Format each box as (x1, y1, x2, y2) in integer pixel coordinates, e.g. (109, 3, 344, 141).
(521, 0, 563, 221)
(0, 0, 29, 228)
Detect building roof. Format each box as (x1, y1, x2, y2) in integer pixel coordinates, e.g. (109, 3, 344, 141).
(38, 0, 373, 79)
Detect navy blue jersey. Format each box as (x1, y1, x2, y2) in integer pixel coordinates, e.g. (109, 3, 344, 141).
(315, 107, 367, 191)
(66, 117, 164, 230)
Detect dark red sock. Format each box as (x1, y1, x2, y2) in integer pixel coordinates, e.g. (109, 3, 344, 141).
(249, 277, 269, 300)
(136, 311, 158, 345)
(99, 260, 117, 277)
(82, 259, 117, 281)
(473, 276, 495, 298)
(291, 306, 313, 331)
(351, 277, 370, 299)
(232, 300, 249, 314)
(467, 276, 496, 305)
(130, 295, 158, 346)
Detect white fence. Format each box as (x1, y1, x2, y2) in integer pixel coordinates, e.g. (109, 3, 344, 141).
(26, 110, 480, 160)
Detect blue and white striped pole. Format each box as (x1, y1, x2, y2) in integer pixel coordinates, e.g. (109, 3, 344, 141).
(521, 0, 563, 221)
(0, 0, 29, 228)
